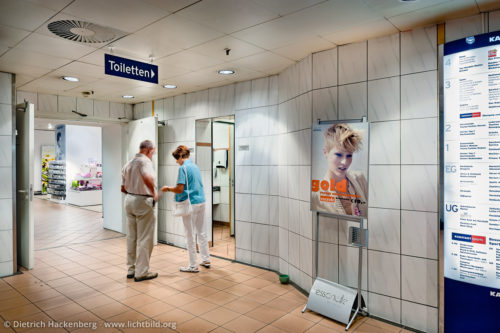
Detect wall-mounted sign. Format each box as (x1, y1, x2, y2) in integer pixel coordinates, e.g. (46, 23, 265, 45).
(105, 54, 158, 84)
(443, 30, 500, 332)
(311, 121, 369, 218)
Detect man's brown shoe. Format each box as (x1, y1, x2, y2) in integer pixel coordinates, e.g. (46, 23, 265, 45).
(134, 272, 158, 282)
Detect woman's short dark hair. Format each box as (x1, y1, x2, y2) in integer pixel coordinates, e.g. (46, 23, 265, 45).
(172, 145, 190, 160)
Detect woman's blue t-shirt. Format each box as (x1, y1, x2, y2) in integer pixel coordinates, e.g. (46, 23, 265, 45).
(175, 159, 205, 204)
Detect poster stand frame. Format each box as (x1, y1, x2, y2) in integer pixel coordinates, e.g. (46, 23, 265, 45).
(304, 117, 369, 330)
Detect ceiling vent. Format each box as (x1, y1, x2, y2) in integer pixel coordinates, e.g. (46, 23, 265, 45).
(48, 20, 123, 44)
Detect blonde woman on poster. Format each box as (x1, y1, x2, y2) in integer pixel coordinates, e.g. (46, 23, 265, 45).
(311, 123, 368, 217)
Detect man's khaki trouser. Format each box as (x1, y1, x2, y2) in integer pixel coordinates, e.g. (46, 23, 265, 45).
(125, 194, 155, 278)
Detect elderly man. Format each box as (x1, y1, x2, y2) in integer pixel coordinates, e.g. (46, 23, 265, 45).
(121, 140, 158, 282)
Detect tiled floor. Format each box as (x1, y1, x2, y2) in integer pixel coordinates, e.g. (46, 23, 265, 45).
(0, 198, 411, 332)
(211, 222, 235, 260)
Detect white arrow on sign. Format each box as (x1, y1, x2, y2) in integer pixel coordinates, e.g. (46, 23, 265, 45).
(151, 70, 155, 78)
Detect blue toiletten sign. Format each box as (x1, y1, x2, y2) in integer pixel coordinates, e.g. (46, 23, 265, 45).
(104, 54, 158, 84)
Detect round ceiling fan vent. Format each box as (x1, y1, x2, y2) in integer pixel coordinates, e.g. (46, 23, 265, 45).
(48, 20, 117, 43)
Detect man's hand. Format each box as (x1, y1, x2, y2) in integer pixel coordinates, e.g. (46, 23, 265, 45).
(121, 185, 127, 194)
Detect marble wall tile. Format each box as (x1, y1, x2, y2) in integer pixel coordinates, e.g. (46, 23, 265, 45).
(164, 97, 174, 120)
(299, 165, 311, 202)
(269, 196, 279, 226)
(0, 73, 11, 105)
(235, 193, 251, 222)
(368, 250, 400, 298)
(368, 208, 400, 254)
(16, 90, 36, 106)
(298, 93, 312, 131)
(94, 100, 110, 118)
(338, 82, 367, 120)
(318, 215, 338, 244)
(402, 301, 438, 333)
(157, 209, 167, 233)
(185, 90, 208, 118)
(288, 231, 300, 267)
(76, 97, 93, 116)
(401, 118, 438, 164)
(251, 166, 269, 195)
(235, 81, 252, 110)
(368, 77, 400, 122)
(251, 136, 271, 165)
(287, 166, 300, 200)
(278, 165, 288, 197)
(185, 118, 196, 142)
(313, 47, 338, 89)
(490, 10, 500, 32)
(252, 194, 269, 225)
(0, 167, 12, 199)
(402, 256, 438, 307)
(288, 264, 301, 285)
(0, 137, 12, 167)
(251, 77, 270, 108)
(252, 223, 270, 254)
(235, 137, 251, 166)
(368, 292, 401, 324)
(57, 95, 75, 114)
(0, 230, 12, 262)
(401, 25, 437, 75)
(174, 94, 186, 119)
(278, 66, 291, 104)
(236, 220, 252, 250)
(401, 71, 438, 119)
(286, 98, 300, 133)
(269, 75, 279, 106)
(401, 165, 438, 212)
(235, 109, 248, 138)
(339, 219, 367, 246)
(298, 55, 313, 96)
(279, 197, 288, 229)
(236, 248, 252, 263)
(0, 104, 12, 136)
(368, 33, 400, 80)
(279, 227, 289, 261)
(269, 166, 279, 195)
(252, 252, 270, 269)
(250, 106, 269, 137)
(0, 260, 13, 277)
(268, 105, 280, 136)
(153, 99, 164, 121)
(270, 256, 279, 271)
(288, 199, 300, 234)
(37, 93, 57, 114)
(134, 103, 144, 119)
(339, 41, 367, 85)
(125, 104, 133, 120)
(300, 271, 313, 292)
(279, 258, 289, 274)
(299, 201, 313, 239)
(299, 236, 313, 276)
(277, 102, 289, 135)
(318, 242, 339, 282)
(339, 245, 367, 290)
(401, 210, 438, 260)
(235, 165, 252, 193)
(369, 165, 401, 210)
(369, 120, 400, 165)
(269, 226, 279, 256)
(445, 14, 482, 43)
(209, 84, 235, 118)
(110, 102, 125, 119)
(313, 87, 338, 122)
(0, 199, 12, 230)
(286, 132, 300, 166)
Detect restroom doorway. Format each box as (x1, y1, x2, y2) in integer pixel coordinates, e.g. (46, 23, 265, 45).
(195, 116, 235, 260)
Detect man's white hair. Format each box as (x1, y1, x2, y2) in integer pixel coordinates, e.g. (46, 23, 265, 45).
(139, 140, 154, 150)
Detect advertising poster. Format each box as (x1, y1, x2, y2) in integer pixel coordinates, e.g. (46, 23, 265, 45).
(55, 124, 66, 161)
(41, 145, 55, 194)
(443, 30, 500, 331)
(311, 122, 369, 218)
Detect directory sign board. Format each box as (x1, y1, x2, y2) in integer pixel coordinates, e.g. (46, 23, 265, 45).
(443, 30, 500, 332)
(105, 54, 158, 84)
(310, 121, 369, 218)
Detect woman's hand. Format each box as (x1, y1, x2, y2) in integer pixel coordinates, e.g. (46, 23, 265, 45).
(161, 186, 169, 192)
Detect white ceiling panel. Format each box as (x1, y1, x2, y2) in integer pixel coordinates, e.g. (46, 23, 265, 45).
(322, 19, 398, 45)
(113, 14, 223, 60)
(364, 0, 454, 18)
(157, 64, 191, 81)
(0, 0, 57, 31)
(476, 0, 500, 12)
(62, 0, 170, 33)
(272, 36, 335, 61)
(156, 50, 223, 72)
(252, 0, 326, 16)
(52, 61, 106, 80)
(177, 0, 279, 34)
(0, 61, 52, 77)
(0, 45, 9, 56)
(188, 36, 265, 62)
(142, 0, 200, 13)
(168, 66, 228, 88)
(78, 49, 107, 67)
(0, 48, 72, 70)
(18, 75, 94, 92)
(15, 74, 36, 88)
(0, 25, 31, 48)
(388, 0, 479, 31)
(16, 33, 97, 60)
(27, 0, 74, 12)
(230, 51, 294, 74)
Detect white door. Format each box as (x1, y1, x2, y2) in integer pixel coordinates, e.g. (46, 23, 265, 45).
(124, 117, 158, 244)
(16, 102, 34, 269)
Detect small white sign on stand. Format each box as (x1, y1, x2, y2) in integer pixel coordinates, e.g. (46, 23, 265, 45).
(305, 278, 359, 325)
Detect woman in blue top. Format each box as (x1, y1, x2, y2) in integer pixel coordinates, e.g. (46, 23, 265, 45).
(161, 145, 210, 272)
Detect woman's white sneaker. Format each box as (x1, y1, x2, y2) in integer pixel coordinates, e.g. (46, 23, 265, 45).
(180, 266, 199, 273)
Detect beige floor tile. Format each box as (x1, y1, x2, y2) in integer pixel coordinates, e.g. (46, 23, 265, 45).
(205, 278, 238, 290)
(364, 318, 401, 333)
(106, 310, 148, 323)
(162, 292, 197, 307)
(44, 302, 88, 321)
(243, 277, 274, 289)
(185, 285, 219, 298)
(210, 327, 233, 333)
(170, 279, 201, 292)
(153, 308, 195, 324)
(257, 325, 288, 333)
(223, 314, 267, 333)
(290, 306, 324, 323)
(200, 306, 240, 326)
(0, 303, 41, 321)
(246, 305, 287, 324)
(91, 301, 130, 319)
(223, 297, 262, 314)
(76, 294, 116, 310)
(353, 322, 398, 333)
(34, 294, 73, 311)
(122, 293, 157, 307)
(135, 300, 173, 318)
(225, 284, 256, 297)
(179, 298, 219, 316)
(175, 317, 217, 333)
(271, 314, 315, 333)
(0, 297, 32, 312)
(305, 324, 344, 333)
(105, 287, 142, 301)
(265, 296, 304, 313)
(245, 289, 280, 304)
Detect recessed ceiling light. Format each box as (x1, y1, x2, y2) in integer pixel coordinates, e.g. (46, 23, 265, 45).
(163, 84, 177, 89)
(47, 123, 53, 130)
(62, 76, 79, 82)
(122, 95, 134, 99)
(218, 69, 235, 75)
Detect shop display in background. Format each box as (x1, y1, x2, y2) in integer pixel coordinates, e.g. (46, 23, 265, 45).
(40, 145, 55, 194)
(71, 161, 102, 191)
(47, 160, 66, 199)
